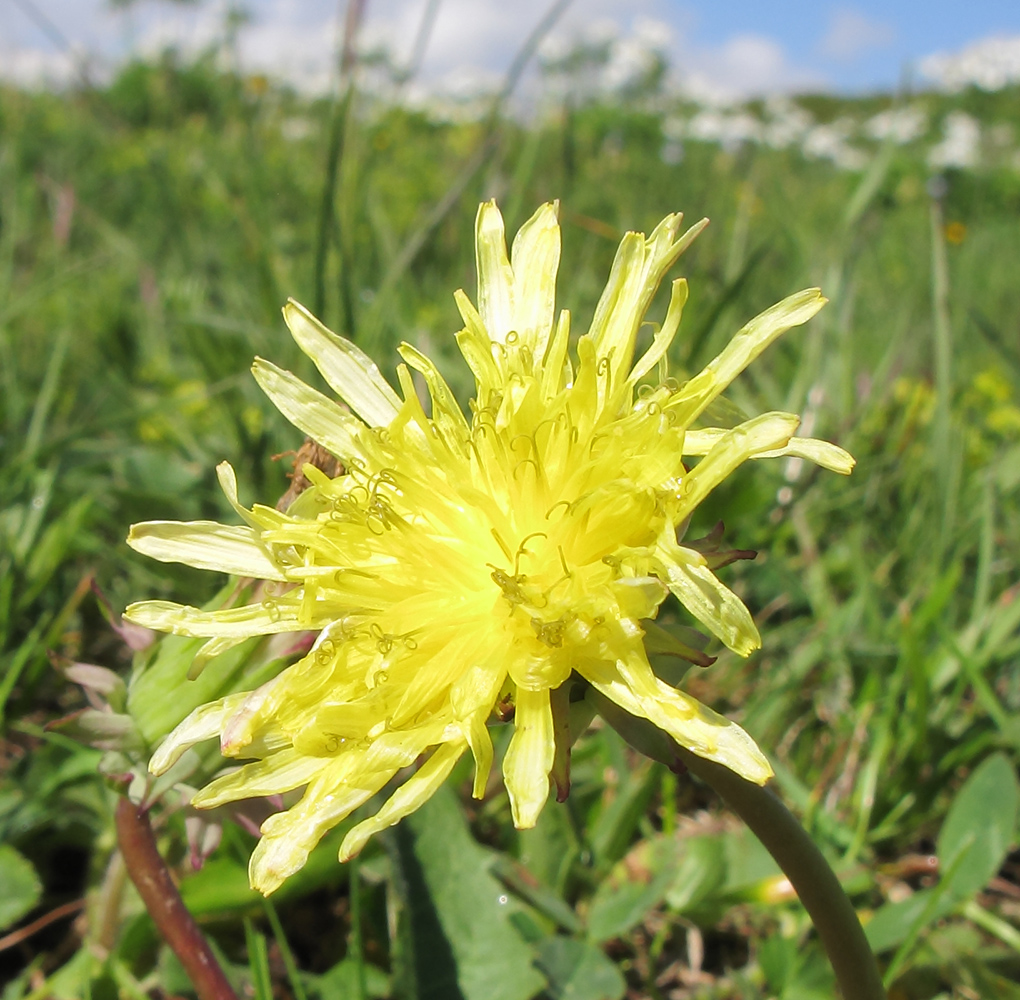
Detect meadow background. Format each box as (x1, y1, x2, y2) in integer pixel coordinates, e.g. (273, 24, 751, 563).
(2, 5, 1020, 999)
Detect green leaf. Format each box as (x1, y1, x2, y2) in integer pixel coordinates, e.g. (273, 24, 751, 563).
(490, 855, 583, 933)
(721, 825, 783, 896)
(388, 822, 464, 1000)
(587, 756, 659, 871)
(951, 957, 1020, 999)
(244, 918, 273, 1000)
(758, 935, 835, 1000)
(937, 751, 1019, 901)
(863, 891, 932, 954)
(0, 844, 42, 930)
(180, 856, 263, 916)
(664, 834, 727, 912)
(587, 835, 678, 943)
(515, 797, 579, 897)
(403, 785, 545, 1000)
(534, 937, 626, 1000)
(863, 885, 958, 956)
(758, 933, 797, 993)
(315, 958, 390, 1000)
(38, 947, 94, 1000)
(914, 922, 982, 965)
(180, 827, 350, 916)
(127, 578, 289, 746)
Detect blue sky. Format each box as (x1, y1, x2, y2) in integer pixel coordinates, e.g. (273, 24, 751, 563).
(3, 0, 1020, 97)
(684, 0, 1020, 90)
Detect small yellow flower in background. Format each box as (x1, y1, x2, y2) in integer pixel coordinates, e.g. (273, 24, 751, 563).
(125, 202, 853, 895)
(944, 221, 967, 245)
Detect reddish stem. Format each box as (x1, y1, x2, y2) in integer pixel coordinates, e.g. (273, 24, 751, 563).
(115, 799, 239, 1000)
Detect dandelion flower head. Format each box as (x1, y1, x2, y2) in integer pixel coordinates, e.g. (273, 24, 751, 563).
(126, 202, 853, 894)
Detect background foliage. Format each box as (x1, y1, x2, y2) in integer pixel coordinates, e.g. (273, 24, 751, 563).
(2, 30, 1020, 1000)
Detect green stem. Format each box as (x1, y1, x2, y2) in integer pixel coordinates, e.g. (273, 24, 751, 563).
(675, 748, 886, 1000)
(962, 899, 1020, 953)
(115, 799, 239, 1000)
(929, 192, 954, 563)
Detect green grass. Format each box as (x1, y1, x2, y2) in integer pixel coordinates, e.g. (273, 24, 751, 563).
(2, 50, 1020, 999)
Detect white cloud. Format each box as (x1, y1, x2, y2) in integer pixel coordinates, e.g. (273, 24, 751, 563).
(921, 35, 1020, 92)
(362, 1, 823, 105)
(678, 34, 825, 103)
(602, 18, 671, 91)
(235, 13, 340, 92)
(0, 0, 825, 103)
(374, 0, 523, 77)
(134, 2, 230, 58)
(127, 0, 341, 91)
(538, 14, 675, 100)
(818, 8, 894, 63)
(0, 46, 79, 88)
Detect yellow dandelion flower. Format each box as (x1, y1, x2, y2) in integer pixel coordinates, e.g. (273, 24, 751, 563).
(125, 202, 854, 895)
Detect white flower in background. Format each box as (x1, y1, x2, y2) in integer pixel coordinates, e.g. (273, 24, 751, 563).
(865, 106, 928, 145)
(802, 119, 866, 171)
(761, 97, 813, 149)
(660, 115, 686, 164)
(686, 110, 763, 152)
(929, 112, 981, 169)
(922, 35, 1020, 92)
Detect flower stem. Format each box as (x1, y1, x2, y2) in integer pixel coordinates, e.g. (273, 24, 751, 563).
(675, 748, 886, 1000)
(115, 799, 239, 1000)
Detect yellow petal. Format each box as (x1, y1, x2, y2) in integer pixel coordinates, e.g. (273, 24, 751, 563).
(475, 200, 515, 344)
(338, 740, 467, 861)
(250, 758, 390, 895)
(763, 437, 855, 474)
(503, 687, 554, 828)
(683, 429, 855, 474)
(450, 663, 505, 798)
(124, 599, 317, 638)
(397, 341, 471, 444)
(669, 289, 826, 426)
(539, 309, 572, 399)
(251, 358, 364, 459)
(149, 693, 248, 775)
(357, 723, 451, 774)
(192, 749, 324, 808)
(587, 230, 645, 371)
(656, 543, 761, 656)
(672, 412, 800, 522)
(215, 462, 267, 531)
(453, 289, 503, 390)
(127, 521, 287, 581)
(510, 201, 560, 360)
(283, 299, 401, 427)
(629, 278, 688, 385)
(188, 635, 247, 680)
(586, 649, 773, 784)
(589, 216, 706, 389)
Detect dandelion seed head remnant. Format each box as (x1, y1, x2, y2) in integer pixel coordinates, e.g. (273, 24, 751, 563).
(125, 202, 854, 894)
